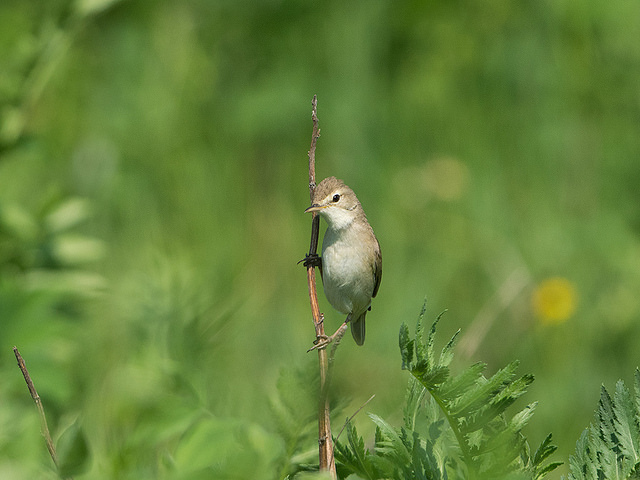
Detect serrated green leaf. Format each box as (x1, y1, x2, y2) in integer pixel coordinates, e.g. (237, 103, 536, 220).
(536, 462, 563, 479)
(465, 376, 535, 434)
(596, 386, 617, 451)
(437, 362, 486, 401)
(347, 422, 370, 469)
(449, 361, 519, 419)
(613, 379, 640, 466)
(426, 310, 447, 372)
(439, 327, 460, 368)
(571, 429, 597, 480)
(396, 303, 553, 480)
(410, 429, 443, 480)
(509, 403, 537, 433)
(476, 432, 526, 476)
(489, 375, 535, 417)
(635, 369, 640, 435)
(334, 422, 378, 479)
(403, 377, 427, 431)
(415, 365, 450, 390)
(399, 322, 414, 370)
(369, 413, 412, 467)
(568, 373, 640, 480)
(415, 305, 428, 365)
(532, 433, 557, 467)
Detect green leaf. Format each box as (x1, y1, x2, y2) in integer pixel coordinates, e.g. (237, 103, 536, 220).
(596, 385, 617, 450)
(532, 433, 558, 468)
(449, 361, 520, 419)
(569, 430, 597, 480)
(399, 322, 414, 370)
(45, 197, 92, 233)
(437, 362, 486, 401)
(269, 364, 318, 477)
(397, 305, 554, 480)
(614, 379, 640, 465)
(51, 234, 105, 265)
(414, 303, 428, 367)
(334, 422, 378, 479)
(369, 413, 412, 467)
(75, 0, 124, 17)
(425, 310, 446, 371)
(56, 419, 90, 478)
(507, 403, 537, 437)
(568, 372, 640, 480)
(439, 327, 460, 368)
(485, 375, 535, 425)
(635, 368, 640, 435)
(415, 365, 450, 390)
(403, 377, 427, 431)
(536, 462, 564, 480)
(530, 432, 562, 480)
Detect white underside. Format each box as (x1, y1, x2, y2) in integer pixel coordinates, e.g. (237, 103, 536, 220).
(321, 222, 375, 317)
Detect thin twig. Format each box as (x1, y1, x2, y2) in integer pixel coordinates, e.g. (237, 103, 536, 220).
(336, 394, 376, 441)
(13, 347, 60, 469)
(305, 95, 337, 479)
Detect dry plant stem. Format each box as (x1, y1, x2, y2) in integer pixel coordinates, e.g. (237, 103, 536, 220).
(305, 95, 337, 479)
(13, 347, 60, 470)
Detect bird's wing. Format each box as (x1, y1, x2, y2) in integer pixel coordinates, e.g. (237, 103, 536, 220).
(371, 240, 382, 298)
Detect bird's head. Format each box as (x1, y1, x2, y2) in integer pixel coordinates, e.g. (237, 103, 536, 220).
(305, 176, 362, 229)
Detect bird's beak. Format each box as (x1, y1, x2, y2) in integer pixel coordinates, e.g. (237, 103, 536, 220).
(305, 204, 325, 213)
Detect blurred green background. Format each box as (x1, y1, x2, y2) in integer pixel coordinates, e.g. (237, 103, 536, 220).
(1, 0, 640, 478)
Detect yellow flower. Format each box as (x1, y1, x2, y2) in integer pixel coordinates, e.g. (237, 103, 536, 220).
(532, 277, 577, 324)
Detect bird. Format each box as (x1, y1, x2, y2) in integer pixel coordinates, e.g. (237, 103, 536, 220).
(304, 176, 382, 346)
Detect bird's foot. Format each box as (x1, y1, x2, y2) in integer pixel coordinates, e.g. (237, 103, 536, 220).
(298, 253, 322, 268)
(307, 322, 349, 353)
(307, 334, 332, 352)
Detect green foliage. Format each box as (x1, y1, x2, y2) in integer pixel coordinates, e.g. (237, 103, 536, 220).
(1, 0, 640, 478)
(0, 0, 125, 152)
(169, 415, 283, 480)
(566, 369, 640, 480)
(336, 303, 561, 479)
(270, 364, 320, 478)
(0, 196, 105, 277)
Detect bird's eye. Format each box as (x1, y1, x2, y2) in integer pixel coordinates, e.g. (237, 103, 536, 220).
(332, 194, 340, 202)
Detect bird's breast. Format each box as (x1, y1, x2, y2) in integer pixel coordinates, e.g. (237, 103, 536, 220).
(321, 228, 375, 315)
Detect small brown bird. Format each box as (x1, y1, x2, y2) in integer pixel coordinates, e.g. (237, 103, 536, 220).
(305, 176, 382, 345)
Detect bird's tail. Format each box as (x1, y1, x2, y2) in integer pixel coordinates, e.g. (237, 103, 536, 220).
(350, 311, 366, 346)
